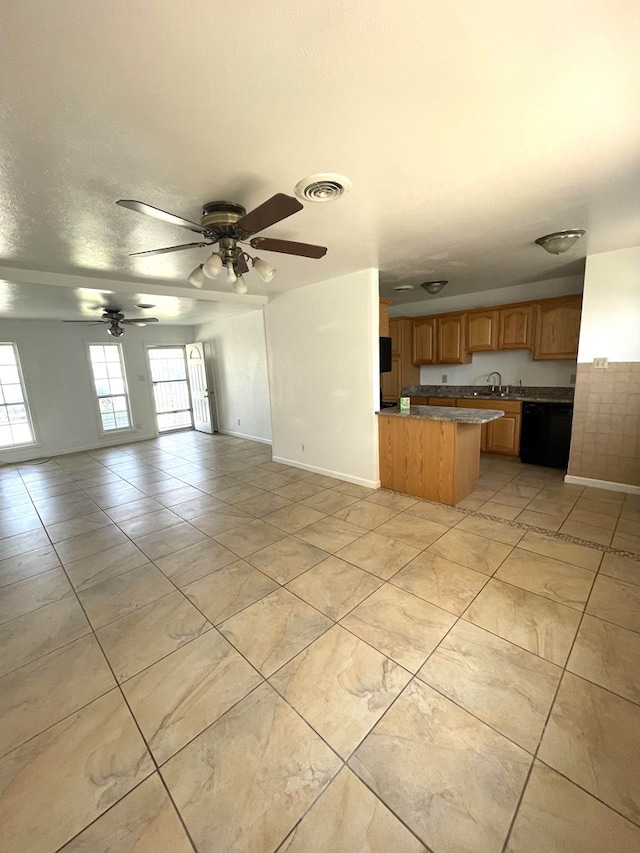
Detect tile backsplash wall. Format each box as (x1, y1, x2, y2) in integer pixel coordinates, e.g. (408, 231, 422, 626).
(568, 362, 640, 486)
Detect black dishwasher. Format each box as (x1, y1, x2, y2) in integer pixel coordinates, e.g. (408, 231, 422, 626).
(520, 402, 573, 468)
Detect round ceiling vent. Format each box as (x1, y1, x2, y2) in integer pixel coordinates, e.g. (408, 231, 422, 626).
(294, 173, 351, 203)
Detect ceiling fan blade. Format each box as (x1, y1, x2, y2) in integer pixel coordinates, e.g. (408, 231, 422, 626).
(235, 254, 249, 275)
(129, 242, 212, 257)
(116, 200, 208, 235)
(235, 193, 303, 237)
(121, 318, 160, 324)
(62, 320, 107, 324)
(250, 237, 327, 259)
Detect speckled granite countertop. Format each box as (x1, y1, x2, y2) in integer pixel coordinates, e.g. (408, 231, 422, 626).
(401, 385, 574, 404)
(377, 405, 505, 424)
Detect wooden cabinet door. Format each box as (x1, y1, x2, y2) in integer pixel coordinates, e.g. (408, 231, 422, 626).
(379, 298, 391, 337)
(498, 306, 533, 349)
(381, 353, 401, 400)
(532, 296, 582, 360)
(388, 318, 401, 354)
(486, 413, 521, 455)
(467, 310, 498, 351)
(437, 315, 471, 363)
(413, 317, 437, 365)
(428, 397, 456, 406)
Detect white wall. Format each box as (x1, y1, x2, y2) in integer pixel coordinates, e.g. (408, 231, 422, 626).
(264, 269, 379, 487)
(419, 350, 576, 388)
(0, 319, 195, 462)
(193, 311, 272, 443)
(578, 246, 640, 363)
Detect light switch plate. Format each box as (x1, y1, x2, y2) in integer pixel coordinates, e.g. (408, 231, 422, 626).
(593, 358, 608, 369)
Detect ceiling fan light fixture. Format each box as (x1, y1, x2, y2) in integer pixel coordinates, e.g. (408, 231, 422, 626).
(107, 322, 124, 337)
(535, 229, 586, 255)
(188, 265, 207, 289)
(232, 275, 248, 295)
(420, 280, 448, 295)
(225, 261, 237, 284)
(202, 252, 223, 278)
(252, 257, 276, 283)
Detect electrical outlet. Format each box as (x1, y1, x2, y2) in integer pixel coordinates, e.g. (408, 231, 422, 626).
(441, 374, 448, 383)
(593, 358, 608, 369)
(236, 419, 241, 426)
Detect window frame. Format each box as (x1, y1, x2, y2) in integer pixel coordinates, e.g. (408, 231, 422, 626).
(86, 341, 134, 435)
(146, 345, 194, 434)
(0, 342, 37, 449)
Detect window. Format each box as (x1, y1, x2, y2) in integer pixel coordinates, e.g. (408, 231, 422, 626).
(88, 344, 132, 431)
(147, 347, 193, 432)
(0, 344, 35, 447)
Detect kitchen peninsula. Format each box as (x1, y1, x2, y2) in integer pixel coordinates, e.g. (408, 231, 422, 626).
(378, 405, 504, 506)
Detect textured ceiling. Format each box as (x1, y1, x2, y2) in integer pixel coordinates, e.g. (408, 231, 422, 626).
(1, 0, 639, 321)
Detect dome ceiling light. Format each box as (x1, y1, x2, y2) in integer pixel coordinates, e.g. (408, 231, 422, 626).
(420, 280, 448, 295)
(535, 229, 586, 255)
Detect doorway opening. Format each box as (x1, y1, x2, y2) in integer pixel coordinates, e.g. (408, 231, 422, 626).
(147, 347, 193, 433)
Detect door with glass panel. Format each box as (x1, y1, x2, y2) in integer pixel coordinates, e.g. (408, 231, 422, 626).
(186, 342, 217, 434)
(147, 347, 193, 433)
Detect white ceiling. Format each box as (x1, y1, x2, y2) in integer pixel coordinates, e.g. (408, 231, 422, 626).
(1, 0, 639, 322)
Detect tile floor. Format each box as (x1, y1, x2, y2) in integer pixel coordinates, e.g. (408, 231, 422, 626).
(0, 432, 639, 852)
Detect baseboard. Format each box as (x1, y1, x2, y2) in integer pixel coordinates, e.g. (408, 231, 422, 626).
(564, 474, 640, 496)
(272, 455, 380, 489)
(0, 432, 158, 465)
(217, 429, 272, 446)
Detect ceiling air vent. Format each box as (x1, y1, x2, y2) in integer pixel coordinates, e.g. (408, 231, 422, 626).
(294, 173, 351, 203)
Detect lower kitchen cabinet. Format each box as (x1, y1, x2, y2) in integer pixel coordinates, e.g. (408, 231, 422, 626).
(428, 397, 456, 406)
(455, 398, 522, 456)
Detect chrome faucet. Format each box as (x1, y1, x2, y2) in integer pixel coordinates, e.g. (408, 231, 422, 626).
(487, 371, 502, 393)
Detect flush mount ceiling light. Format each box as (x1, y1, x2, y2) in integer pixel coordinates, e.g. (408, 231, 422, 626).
(420, 280, 448, 295)
(135, 303, 155, 309)
(535, 229, 586, 255)
(294, 173, 351, 203)
(393, 285, 414, 292)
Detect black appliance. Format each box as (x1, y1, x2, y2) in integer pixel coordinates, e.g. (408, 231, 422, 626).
(379, 337, 392, 373)
(520, 401, 573, 468)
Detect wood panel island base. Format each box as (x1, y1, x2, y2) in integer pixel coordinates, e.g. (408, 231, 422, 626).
(378, 405, 505, 506)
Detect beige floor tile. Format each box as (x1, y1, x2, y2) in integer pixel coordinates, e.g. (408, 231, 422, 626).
(506, 760, 640, 853)
(235, 491, 292, 518)
(0, 529, 53, 562)
(302, 489, 360, 514)
(332, 481, 376, 498)
(336, 531, 420, 580)
(0, 689, 153, 853)
(45, 511, 113, 544)
(479, 500, 522, 521)
(418, 621, 561, 752)
(123, 630, 261, 764)
(363, 490, 419, 511)
(161, 682, 340, 850)
(296, 516, 366, 552)
(617, 516, 640, 536)
(245, 536, 329, 583)
(97, 591, 211, 682)
(515, 509, 562, 531)
(524, 497, 571, 518)
(170, 493, 228, 519)
(587, 574, 640, 633)
(567, 614, 640, 705)
(0, 546, 61, 589)
(260, 503, 326, 534)
(304, 473, 346, 489)
(54, 525, 129, 565)
(280, 767, 427, 852)
(404, 500, 467, 526)
(154, 538, 238, 587)
(599, 551, 640, 586)
(558, 519, 613, 546)
(190, 505, 253, 536)
(488, 491, 531, 510)
(341, 583, 455, 671)
(495, 548, 595, 610)
(566, 507, 618, 532)
(0, 596, 91, 678)
(349, 679, 531, 853)
(63, 541, 150, 591)
(427, 528, 513, 575)
(287, 556, 382, 620)
(213, 518, 286, 557)
(103, 496, 164, 522)
(374, 513, 449, 550)
(0, 512, 43, 541)
(270, 625, 410, 757)
(332, 498, 399, 530)
(184, 560, 278, 624)
(612, 529, 640, 554)
(0, 567, 72, 624)
(272, 479, 327, 502)
(133, 521, 208, 561)
(78, 564, 175, 630)
(582, 486, 625, 504)
(0, 634, 115, 757)
(575, 496, 624, 516)
(392, 551, 488, 615)
(464, 579, 581, 665)
(456, 496, 485, 511)
(207, 484, 265, 506)
(455, 514, 525, 545)
(517, 530, 603, 571)
(219, 588, 332, 676)
(59, 774, 193, 852)
(115, 508, 183, 539)
(539, 672, 640, 825)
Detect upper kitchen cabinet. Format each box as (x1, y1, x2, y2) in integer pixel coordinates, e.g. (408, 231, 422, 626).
(467, 310, 499, 351)
(379, 298, 391, 336)
(533, 294, 582, 360)
(413, 316, 438, 365)
(498, 305, 533, 349)
(382, 318, 420, 400)
(414, 314, 470, 365)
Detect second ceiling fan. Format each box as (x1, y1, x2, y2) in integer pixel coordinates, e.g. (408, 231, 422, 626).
(117, 193, 327, 294)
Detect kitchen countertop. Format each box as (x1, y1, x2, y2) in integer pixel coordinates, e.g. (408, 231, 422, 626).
(401, 385, 574, 405)
(423, 393, 573, 404)
(377, 405, 505, 424)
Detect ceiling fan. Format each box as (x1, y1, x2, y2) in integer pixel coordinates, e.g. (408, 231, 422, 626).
(116, 193, 327, 294)
(63, 308, 159, 337)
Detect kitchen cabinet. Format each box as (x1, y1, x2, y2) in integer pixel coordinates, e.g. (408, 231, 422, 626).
(413, 314, 470, 365)
(455, 398, 522, 455)
(498, 305, 533, 349)
(382, 318, 421, 401)
(411, 396, 429, 404)
(381, 353, 401, 399)
(467, 310, 499, 351)
(379, 298, 391, 337)
(533, 295, 582, 360)
(413, 317, 437, 365)
(429, 397, 456, 406)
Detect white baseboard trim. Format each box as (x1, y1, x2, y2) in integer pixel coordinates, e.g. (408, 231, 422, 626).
(564, 474, 640, 496)
(217, 429, 272, 446)
(272, 455, 380, 489)
(0, 433, 158, 465)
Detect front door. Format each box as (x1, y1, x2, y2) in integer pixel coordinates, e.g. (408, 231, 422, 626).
(147, 347, 193, 433)
(186, 342, 217, 434)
